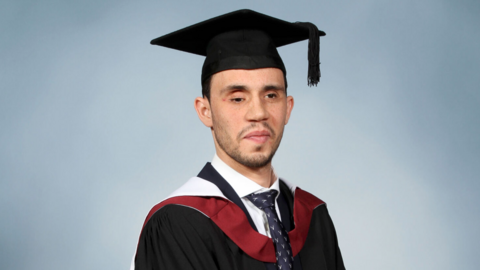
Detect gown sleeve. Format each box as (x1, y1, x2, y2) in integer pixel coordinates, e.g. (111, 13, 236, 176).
(134, 204, 234, 270)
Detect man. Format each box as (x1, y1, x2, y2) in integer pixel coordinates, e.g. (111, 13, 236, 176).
(132, 9, 345, 270)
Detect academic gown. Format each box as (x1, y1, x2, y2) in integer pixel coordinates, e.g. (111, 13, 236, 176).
(133, 163, 345, 270)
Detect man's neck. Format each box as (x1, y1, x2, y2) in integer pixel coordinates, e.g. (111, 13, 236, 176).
(216, 151, 275, 188)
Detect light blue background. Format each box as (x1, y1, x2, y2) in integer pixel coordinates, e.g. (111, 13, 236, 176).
(1, 1, 479, 269)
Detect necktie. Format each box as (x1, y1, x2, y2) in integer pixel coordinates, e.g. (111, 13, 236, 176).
(246, 190, 294, 270)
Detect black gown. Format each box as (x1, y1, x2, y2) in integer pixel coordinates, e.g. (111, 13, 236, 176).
(133, 163, 345, 270)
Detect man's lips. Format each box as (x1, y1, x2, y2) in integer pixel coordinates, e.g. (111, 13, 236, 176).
(243, 130, 271, 144)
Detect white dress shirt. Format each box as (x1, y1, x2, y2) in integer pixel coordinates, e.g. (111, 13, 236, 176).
(211, 154, 282, 237)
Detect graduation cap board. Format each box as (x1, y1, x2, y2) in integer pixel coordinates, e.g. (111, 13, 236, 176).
(151, 9, 325, 87)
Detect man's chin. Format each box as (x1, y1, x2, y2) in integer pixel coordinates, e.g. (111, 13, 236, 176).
(233, 152, 273, 168)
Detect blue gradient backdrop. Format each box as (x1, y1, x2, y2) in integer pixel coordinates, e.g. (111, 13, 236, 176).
(1, 1, 479, 269)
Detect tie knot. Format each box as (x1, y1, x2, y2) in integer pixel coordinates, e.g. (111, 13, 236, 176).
(246, 190, 278, 210)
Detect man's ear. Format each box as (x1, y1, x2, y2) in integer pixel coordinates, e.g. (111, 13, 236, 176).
(194, 97, 213, 128)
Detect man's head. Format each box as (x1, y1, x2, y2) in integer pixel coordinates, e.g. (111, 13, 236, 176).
(194, 67, 294, 169)
(151, 9, 324, 169)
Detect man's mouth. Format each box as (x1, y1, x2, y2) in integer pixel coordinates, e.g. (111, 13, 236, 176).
(243, 130, 271, 144)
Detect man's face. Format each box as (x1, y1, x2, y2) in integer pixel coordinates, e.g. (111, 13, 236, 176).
(207, 68, 294, 168)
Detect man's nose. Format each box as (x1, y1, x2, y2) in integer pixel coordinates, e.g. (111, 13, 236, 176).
(246, 96, 269, 121)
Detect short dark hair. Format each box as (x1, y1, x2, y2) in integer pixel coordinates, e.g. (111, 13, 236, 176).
(201, 73, 288, 101)
(202, 75, 213, 101)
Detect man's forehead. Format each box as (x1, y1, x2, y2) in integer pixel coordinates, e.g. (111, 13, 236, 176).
(211, 68, 285, 92)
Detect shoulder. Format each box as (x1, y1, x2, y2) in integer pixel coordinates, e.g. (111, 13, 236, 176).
(138, 175, 231, 238)
(144, 196, 228, 226)
(134, 199, 232, 270)
(142, 196, 229, 232)
(140, 176, 229, 228)
(143, 203, 216, 236)
(146, 203, 208, 226)
(140, 199, 229, 248)
(295, 187, 326, 207)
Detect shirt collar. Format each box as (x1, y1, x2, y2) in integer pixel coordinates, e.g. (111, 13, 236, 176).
(211, 154, 280, 198)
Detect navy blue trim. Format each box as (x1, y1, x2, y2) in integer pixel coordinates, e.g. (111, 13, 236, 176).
(277, 188, 292, 232)
(197, 163, 258, 231)
(279, 180, 303, 270)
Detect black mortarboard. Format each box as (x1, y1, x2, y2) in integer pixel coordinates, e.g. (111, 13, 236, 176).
(151, 9, 325, 86)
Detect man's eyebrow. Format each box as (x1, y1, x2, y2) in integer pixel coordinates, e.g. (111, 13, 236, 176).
(220, 84, 248, 95)
(219, 84, 285, 95)
(263, 84, 285, 91)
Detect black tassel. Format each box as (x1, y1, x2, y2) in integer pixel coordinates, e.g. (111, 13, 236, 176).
(295, 22, 321, 86)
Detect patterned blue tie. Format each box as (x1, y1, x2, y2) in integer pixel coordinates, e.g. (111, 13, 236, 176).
(246, 190, 294, 270)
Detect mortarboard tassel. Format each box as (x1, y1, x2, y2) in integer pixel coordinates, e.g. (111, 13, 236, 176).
(295, 22, 321, 86)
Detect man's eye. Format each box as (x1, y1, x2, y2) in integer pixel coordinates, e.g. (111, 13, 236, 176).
(266, 93, 277, 99)
(231, 98, 244, 103)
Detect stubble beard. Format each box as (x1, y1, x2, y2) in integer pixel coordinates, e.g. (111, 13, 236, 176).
(213, 115, 283, 168)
